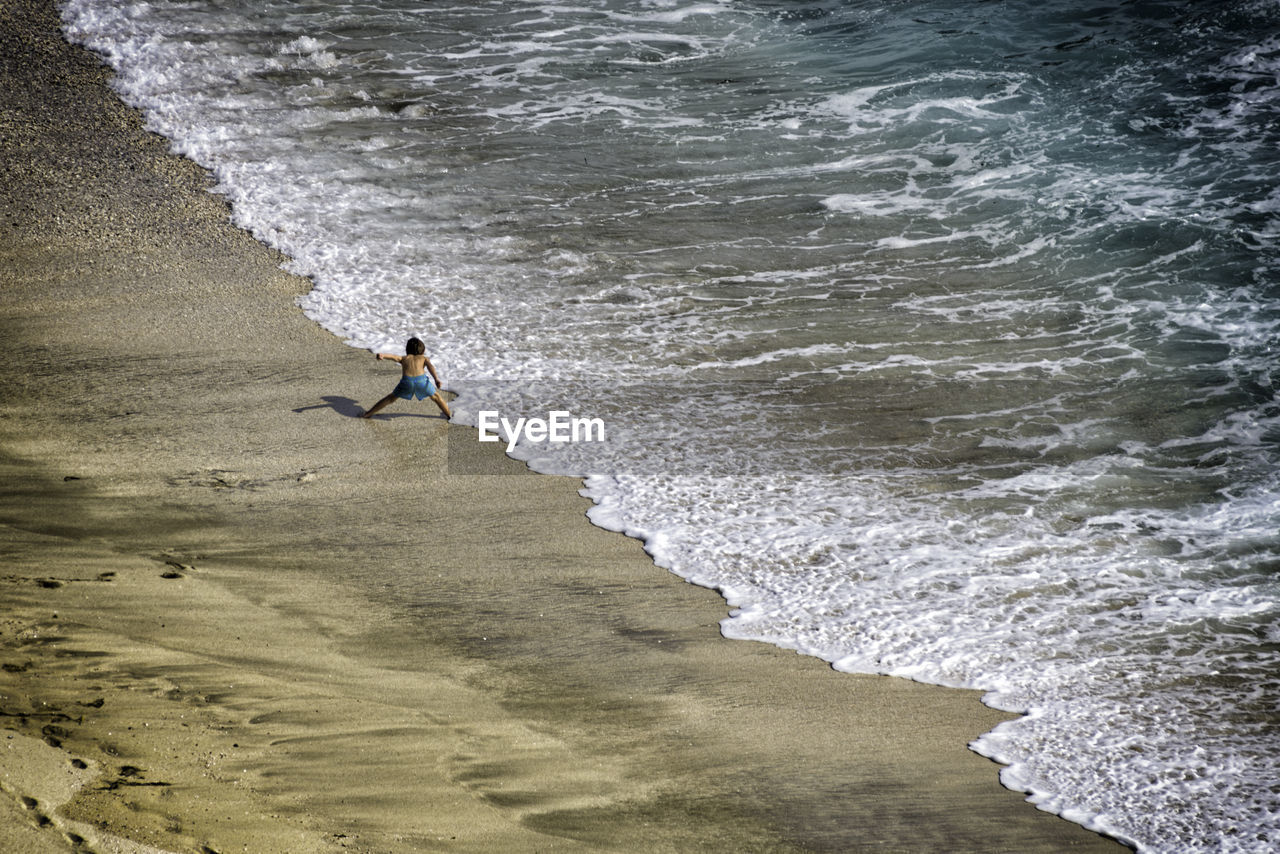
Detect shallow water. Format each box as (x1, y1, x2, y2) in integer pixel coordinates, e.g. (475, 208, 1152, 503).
(64, 1, 1280, 850)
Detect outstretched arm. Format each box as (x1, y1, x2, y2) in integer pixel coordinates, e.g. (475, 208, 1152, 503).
(373, 352, 403, 363)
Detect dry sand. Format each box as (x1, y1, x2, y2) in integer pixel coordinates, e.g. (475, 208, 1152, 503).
(0, 1, 1130, 851)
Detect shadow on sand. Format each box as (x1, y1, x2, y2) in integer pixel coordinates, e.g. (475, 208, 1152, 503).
(292, 396, 366, 418)
(293, 396, 445, 419)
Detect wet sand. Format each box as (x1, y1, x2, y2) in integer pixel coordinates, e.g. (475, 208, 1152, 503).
(0, 1, 1129, 851)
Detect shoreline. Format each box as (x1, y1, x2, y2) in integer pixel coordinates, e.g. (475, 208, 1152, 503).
(1, 2, 1129, 851)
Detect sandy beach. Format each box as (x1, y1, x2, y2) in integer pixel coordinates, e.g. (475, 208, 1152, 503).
(0, 2, 1130, 851)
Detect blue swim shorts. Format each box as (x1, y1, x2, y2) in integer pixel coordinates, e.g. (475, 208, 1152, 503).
(393, 373, 438, 400)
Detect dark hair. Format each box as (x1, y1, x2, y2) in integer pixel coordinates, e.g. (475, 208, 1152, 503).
(406, 337, 425, 355)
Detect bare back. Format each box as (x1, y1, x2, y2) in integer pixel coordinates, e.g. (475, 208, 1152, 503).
(396, 354, 428, 376)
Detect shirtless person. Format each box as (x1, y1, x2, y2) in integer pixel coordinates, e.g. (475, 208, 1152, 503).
(360, 337, 451, 419)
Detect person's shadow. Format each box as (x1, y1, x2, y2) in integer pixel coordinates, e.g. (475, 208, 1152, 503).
(292, 396, 365, 418)
(292, 396, 441, 419)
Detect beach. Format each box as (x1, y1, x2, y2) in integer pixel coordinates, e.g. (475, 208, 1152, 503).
(0, 2, 1129, 852)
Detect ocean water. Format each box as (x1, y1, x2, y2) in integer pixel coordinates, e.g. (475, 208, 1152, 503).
(61, 1, 1280, 850)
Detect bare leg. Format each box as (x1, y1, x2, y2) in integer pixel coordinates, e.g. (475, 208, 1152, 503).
(361, 393, 398, 418)
(430, 392, 452, 419)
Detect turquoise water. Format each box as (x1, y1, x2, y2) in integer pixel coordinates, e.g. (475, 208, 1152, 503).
(65, 1, 1280, 850)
